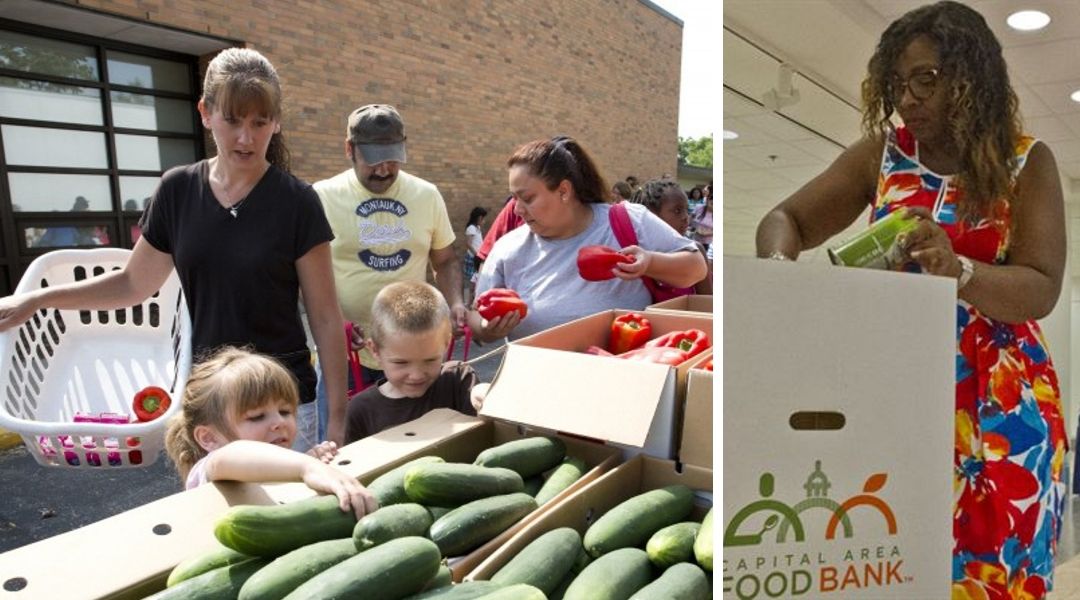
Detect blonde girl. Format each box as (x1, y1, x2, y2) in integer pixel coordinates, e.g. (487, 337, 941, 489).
(165, 347, 375, 518)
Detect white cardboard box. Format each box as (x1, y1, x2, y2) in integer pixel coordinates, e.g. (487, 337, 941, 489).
(480, 309, 713, 459)
(722, 256, 954, 598)
(646, 294, 713, 315)
(0, 409, 484, 599)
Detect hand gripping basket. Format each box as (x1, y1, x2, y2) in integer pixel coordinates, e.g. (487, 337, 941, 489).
(0, 249, 192, 468)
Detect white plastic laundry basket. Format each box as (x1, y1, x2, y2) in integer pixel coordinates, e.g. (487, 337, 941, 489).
(0, 249, 192, 468)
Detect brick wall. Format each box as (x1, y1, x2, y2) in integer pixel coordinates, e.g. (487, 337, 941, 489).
(73, 0, 682, 247)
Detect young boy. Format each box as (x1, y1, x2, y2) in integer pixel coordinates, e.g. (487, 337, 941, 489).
(344, 281, 482, 443)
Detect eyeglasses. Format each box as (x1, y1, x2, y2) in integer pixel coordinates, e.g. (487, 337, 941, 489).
(889, 68, 941, 104)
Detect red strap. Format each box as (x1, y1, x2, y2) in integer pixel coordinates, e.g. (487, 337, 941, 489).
(446, 325, 472, 362)
(608, 202, 662, 299)
(345, 322, 367, 396)
(608, 201, 639, 247)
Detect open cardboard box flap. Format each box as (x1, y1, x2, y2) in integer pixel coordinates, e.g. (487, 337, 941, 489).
(679, 353, 713, 469)
(480, 310, 712, 454)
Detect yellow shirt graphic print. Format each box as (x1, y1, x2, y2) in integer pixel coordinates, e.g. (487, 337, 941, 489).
(355, 197, 414, 270)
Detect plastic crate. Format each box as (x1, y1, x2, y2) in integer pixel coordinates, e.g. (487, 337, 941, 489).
(0, 249, 192, 468)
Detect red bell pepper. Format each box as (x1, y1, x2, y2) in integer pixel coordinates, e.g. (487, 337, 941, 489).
(577, 245, 633, 281)
(617, 345, 691, 366)
(132, 386, 171, 422)
(608, 313, 652, 355)
(645, 329, 710, 360)
(697, 357, 713, 372)
(476, 288, 528, 321)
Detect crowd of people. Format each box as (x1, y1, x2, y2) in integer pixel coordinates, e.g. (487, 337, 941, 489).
(0, 47, 711, 522)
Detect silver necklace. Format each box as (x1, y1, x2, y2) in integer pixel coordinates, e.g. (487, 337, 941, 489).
(220, 183, 249, 218)
(226, 195, 247, 218)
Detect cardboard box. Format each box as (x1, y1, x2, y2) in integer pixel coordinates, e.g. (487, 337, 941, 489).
(722, 257, 953, 598)
(356, 412, 622, 581)
(0, 409, 480, 599)
(679, 353, 713, 469)
(0, 409, 619, 597)
(466, 454, 712, 582)
(481, 310, 712, 459)
(646, 293, 713, 315)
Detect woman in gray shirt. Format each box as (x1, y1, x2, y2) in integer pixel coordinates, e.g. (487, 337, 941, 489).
(469, 136, 706, 341)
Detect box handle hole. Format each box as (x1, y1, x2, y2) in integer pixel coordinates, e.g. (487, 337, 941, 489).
(789, 411, 846, 431)
(4, 577, 27, 591)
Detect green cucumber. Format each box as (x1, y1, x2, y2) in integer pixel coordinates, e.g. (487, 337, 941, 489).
(523, 475, 545, 496)
(583, 485, 694, 557)
(629, 562, 710, 599)
(353, 503, 434, 551)
(474, 436, 567, 478)
(405, 462, 524, 506)
(534, 457, 588, 506)
(549, 573, 574, 600)
(405, 580, 502, 599)
(282, 536, 440, 600)
(476, 583, 547, 599)
(645, 521, 701, 569)
(694, 508, 713, 571)
(428, 505, 452, 520)
(570, 545, 592, 574)
(368, 455, 445, 506)
(430, 492, 538, 556)
(420, 564, 454, 591)
(238, 538, 358, 600)
(215, 494, 356, 557)
(166, 545, 252, 587)
(563, 547, 653, 600)
(491, 527, 582, 595)
(145, 557, 268, 600)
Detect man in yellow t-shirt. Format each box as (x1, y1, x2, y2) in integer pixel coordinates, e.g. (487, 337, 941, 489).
(312, 104, 465, 439)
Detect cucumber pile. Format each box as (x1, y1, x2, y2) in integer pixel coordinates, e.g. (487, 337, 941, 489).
(487, 487, 714, 600)
(156, 436, 588, 600)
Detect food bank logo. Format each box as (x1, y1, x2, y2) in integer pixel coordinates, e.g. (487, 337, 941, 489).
(723, 461, 909, 599)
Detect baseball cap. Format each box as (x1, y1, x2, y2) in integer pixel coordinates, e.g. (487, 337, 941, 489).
(347, 104, 407, 165)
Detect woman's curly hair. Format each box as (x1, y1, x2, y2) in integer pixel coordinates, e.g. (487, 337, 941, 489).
(860, 1, 1022, 220)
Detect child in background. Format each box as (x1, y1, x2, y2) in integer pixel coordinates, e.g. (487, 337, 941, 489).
(631, 178, 713, 295)
(165, 347, 376, 519)
(345, 281, 482, 443)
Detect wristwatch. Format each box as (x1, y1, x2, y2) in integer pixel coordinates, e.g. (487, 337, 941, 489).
(956, 256, 974, 290)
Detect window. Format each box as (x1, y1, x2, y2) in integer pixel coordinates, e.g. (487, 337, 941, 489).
(0, 23, 203, 294)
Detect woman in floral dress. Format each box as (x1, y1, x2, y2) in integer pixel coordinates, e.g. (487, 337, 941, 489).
(755, 2, 1068, 598)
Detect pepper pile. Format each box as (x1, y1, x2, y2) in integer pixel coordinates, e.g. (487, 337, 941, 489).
(587, 323, 711, 367)
(476, 288, 529, 321)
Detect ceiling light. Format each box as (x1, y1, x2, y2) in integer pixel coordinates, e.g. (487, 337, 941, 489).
(723, 130, 739, 140)
(1071, 90, 1080, 103)
(1006, 10, 1050, 31)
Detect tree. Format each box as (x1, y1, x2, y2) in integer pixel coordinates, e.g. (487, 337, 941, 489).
(678, 135, 713, 169)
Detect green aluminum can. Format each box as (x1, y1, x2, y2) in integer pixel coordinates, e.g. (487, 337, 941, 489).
(827, 210, 919, 270)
